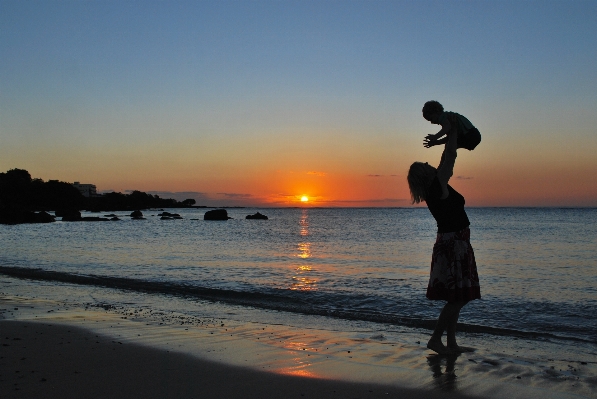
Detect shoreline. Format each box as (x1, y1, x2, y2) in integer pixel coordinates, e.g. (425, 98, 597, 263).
(0, 265, 593, 345)
(1, 294, 595, 399)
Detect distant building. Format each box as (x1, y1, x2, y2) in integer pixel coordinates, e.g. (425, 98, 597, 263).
(73, 182, 97, 197)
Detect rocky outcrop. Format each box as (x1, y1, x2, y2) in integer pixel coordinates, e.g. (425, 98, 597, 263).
(60, 210, 83, 222)
(130, 210, 145, 220)
(58, 210, 111, 222)
(204, 209, 231, 220)
(35, 211, 56, 223)
(0, 206, 56, 224)
(158, 212, 182, 219)
(246, 212, 268, 220)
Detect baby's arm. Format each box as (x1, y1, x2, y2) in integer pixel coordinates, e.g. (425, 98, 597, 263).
(423, 117, 451, 148)
(424, 135, 448, 148)
(433, 118, 451, 139)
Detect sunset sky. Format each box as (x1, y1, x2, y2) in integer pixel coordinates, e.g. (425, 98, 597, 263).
(1, 0, 596, 207)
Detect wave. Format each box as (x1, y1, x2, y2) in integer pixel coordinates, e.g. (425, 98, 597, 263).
(1, 265, 594, 345)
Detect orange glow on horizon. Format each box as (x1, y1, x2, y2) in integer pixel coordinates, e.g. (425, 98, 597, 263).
(13, 146, 597, 207)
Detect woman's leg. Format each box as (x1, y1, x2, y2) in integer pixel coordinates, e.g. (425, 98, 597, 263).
(427, 302, 463, 355)
(446, 301, 466, 350)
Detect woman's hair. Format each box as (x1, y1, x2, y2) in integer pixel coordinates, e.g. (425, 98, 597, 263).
(422, 100, 444, 121)
(407, 162, 432, 204)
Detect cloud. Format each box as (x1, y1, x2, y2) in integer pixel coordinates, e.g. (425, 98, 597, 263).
(141, 191, 263, 207)
(367, 174, 383, 177)
(307, 171, 326, 177)
(217, 193, 254, 198)
(456, 176, 473, 180)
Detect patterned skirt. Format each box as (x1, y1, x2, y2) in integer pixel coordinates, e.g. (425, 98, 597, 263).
(426, 227, 481, 303)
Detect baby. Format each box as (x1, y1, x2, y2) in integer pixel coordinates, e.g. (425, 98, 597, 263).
(422, 101, 481, 151)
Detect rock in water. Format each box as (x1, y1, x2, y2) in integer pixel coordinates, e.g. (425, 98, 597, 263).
(204, 209, 231, 220)
(35, 211, 56, 223)
(130, 210, 145, 219)
(246, 212, 268, 220)
(0, 207, 56, 224)
(61, 210, 83, 222)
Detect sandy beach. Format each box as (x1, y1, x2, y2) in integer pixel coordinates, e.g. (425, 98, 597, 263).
(1, 293, 595, 399)
(1, 319, 477, 399)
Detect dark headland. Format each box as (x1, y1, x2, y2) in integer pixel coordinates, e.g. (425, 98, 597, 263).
(0, 168, 205, 225)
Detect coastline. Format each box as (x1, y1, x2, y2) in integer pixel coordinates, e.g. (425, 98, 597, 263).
(1, 293, 595, 399)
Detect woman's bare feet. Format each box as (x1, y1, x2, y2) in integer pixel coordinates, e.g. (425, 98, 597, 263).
(427, 338, 455, 355)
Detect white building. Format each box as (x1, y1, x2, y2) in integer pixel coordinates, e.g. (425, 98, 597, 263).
(73, 182, 97, 197)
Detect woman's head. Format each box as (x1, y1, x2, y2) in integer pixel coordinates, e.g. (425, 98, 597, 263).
(422, 100, 444, 122)
(407, 162, 435, 204)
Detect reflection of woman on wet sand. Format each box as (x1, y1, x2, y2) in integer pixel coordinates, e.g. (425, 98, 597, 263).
(407, 125, 481, 355)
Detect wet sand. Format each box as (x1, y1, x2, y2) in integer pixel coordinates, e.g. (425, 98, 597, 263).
(1, 320, 480, 399)
(1, 295, 595, 399)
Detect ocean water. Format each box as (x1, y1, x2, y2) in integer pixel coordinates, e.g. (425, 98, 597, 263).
(1, 207, 596, 346)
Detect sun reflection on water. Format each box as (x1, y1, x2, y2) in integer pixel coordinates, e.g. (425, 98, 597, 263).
(299, 210, 309, 237)
(276, 340, 318, 378)
(297, 242, 311, 259)
(290, 209, 318, 291)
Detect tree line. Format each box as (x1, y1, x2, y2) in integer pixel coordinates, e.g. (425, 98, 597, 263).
(0, 168, 196, 213)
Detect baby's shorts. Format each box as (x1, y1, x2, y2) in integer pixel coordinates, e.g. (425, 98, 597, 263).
(458, 128, 481, 151)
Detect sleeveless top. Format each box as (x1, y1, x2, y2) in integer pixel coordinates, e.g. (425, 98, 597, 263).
(425, 175, 470, 233)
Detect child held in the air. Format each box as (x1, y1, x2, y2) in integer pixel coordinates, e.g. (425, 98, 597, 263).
(422, 101, 481, 151)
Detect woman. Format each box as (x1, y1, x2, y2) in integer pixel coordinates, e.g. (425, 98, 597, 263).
(407, 128, 481, 355)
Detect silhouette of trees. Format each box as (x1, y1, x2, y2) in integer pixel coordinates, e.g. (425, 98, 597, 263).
(0, 168, 196, 213)
(0, 168, 85, 211)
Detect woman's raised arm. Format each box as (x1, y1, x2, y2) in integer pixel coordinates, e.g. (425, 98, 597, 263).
(436, 131, 458, 198)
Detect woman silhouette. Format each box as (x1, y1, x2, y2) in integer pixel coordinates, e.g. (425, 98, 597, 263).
(407, 129, 481, 355)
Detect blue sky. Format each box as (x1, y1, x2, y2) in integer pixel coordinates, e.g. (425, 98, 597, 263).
(1, 0, 596, 206)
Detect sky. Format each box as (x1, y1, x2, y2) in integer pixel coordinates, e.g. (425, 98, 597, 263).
(1, 0, 596, 207)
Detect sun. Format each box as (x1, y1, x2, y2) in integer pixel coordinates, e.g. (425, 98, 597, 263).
(301, 196, 309, 203)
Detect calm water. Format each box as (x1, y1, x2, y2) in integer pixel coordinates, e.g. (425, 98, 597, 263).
(1, 207, 596, 344)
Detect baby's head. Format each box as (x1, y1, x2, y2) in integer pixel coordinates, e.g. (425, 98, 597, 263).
(422, 101, 444, 122)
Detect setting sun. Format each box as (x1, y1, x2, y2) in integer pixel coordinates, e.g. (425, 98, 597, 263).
(301, 196, 309, 202)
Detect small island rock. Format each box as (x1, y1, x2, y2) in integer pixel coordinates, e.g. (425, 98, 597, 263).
(246, 212, 268, 220)
(130, 210, 145, 219)
(61, 210, 83, 222)
(204, 209, 231, 220)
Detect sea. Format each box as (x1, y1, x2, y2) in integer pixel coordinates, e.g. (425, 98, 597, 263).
(1, 207, 596, 351)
